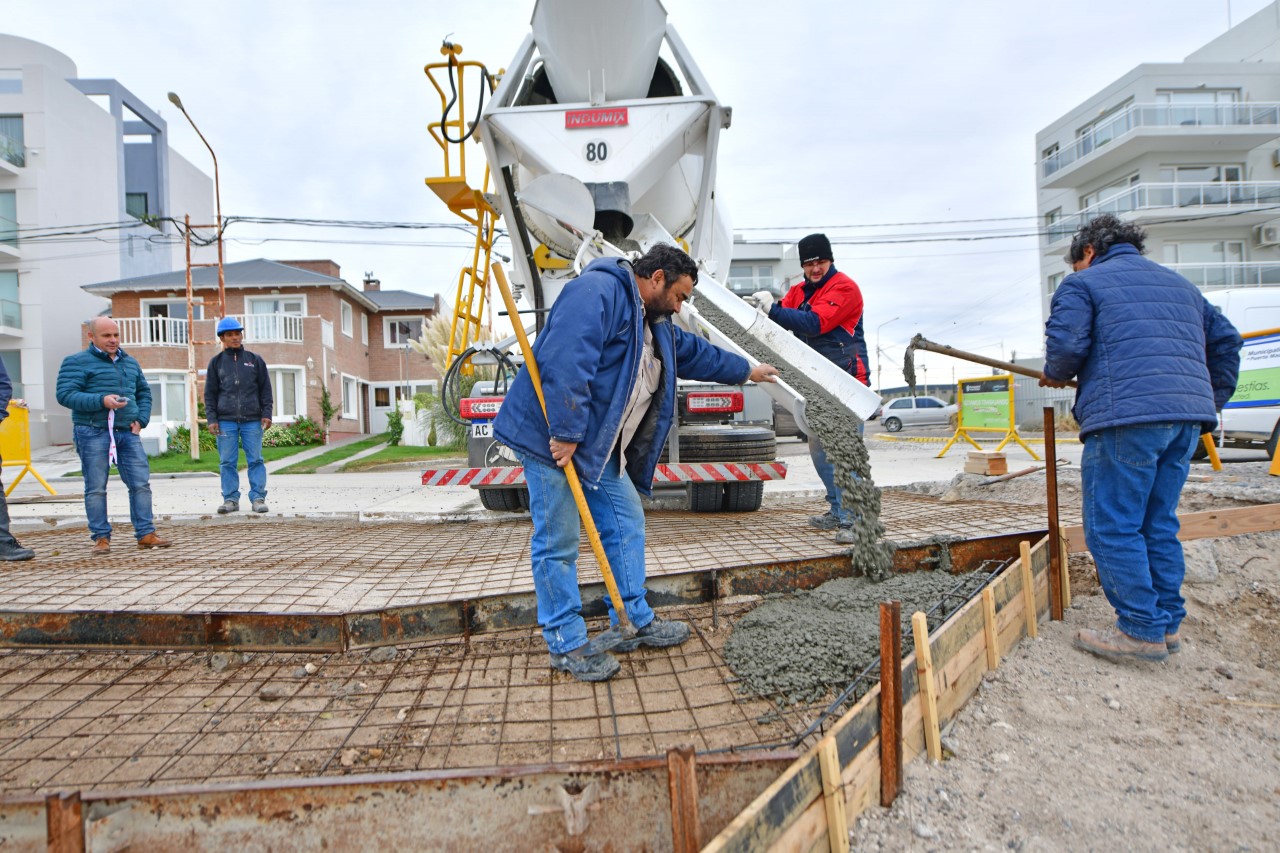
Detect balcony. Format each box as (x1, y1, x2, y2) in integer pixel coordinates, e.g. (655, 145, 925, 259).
(1040, 102, 1280, 187)
(116, 314, 307, 348)
(0, 213, 17, 260)
(725, 275, 783, 296)
(1044, 181, 1280, 244)
(0, 299, 22, 335)
(0, 131, 23, 175)
(1169, 262, 1280, 290)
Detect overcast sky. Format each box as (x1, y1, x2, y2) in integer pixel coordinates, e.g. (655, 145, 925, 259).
(5, 0, 1273, 389)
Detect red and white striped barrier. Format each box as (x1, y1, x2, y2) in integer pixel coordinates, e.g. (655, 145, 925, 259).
(422, 461, 787, 487)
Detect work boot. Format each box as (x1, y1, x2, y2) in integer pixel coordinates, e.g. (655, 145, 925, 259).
(92, 538, 111, 554)
(137, 533, 173, 549)
(808, 512, 842, 531)
(252, 499, 269, 513)
(217, 500, 238, 515)
(1165, 632, 1181, 654)
(611, 617, 692, 653)
(0, 541, 34, 561)
(834, 525, 855, 545)
(549, 644, 620, 682)
(1074, 626, 1168, 663)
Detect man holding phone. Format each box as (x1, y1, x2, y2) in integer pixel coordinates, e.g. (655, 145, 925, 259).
(56, 317, 172, 552)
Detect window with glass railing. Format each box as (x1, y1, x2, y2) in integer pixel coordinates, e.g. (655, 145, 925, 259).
(0, 350, 20, 397)
(0, 271, 19, 329)
(0, 116, 24, 168)
(0, 191, 16, 246)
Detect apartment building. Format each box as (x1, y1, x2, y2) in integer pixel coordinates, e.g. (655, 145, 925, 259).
(0, 34, 215, 445)
(81, 259, 442, 444)
(728, 237, 800, 297)
(1035, 2, 1280, 323)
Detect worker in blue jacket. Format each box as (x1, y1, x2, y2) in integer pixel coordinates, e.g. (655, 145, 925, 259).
(495, 244, 778, 682)
(56, 317, 173, 552)
(1041, 214, 1241, 663)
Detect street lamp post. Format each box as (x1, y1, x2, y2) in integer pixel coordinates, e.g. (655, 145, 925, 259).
(875, 316, 900, 394)
(168, 92, 225, 460)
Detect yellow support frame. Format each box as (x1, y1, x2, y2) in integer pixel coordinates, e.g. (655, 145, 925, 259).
(422, 43, 501, 374)
(937, 373, 1040, 460)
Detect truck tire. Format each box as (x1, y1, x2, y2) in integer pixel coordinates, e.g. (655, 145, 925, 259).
(660, 425, 776, 463)
(722, 481, 764, 512)
(479, 487, 529, 512)
(688, 483, 723, 512)
(884, 417, 903, 433)
(1191, 435, 1210, 461)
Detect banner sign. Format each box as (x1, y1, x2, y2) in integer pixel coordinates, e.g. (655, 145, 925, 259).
(565, 107, 629, 129)
(1224, 332, 1280, 409)
(958, 375, 1013, 431)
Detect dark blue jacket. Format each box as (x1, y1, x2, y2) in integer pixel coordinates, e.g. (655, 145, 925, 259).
(204, 347, 273, 423)
(1044, 244, 1242, 437)
(56, 345, 153, 429)
(493, 257, 752, 494)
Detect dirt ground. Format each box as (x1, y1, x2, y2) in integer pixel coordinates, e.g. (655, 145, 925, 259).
(857, 462, 1280, 852)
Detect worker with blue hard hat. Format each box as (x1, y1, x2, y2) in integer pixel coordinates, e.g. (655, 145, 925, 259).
(204, 315, 274, 514)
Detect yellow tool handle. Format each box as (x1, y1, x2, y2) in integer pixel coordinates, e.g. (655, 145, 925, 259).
(491, 265, 633, 630)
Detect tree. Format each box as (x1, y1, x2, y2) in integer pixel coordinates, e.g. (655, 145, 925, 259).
(318, 383, 337, 442)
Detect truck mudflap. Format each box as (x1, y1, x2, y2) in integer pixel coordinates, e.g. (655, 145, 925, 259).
(422, 461, 787, 487)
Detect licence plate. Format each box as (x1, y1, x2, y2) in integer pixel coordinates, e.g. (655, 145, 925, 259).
(471, 422, 492, 439)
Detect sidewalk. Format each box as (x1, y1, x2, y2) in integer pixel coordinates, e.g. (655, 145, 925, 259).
(7, 430, 1084, 535)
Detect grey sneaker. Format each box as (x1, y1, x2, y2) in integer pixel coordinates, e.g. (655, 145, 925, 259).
(217, 500, 239, 514)
(808, 512, 842, 531)
(1165, 632, 1181, 654)
(834, 526, 855, 545)
(1074, 626, 1168, 663)
(549, 645, 620, 682)
(611, 618, 692, 653)
(252, 500, 269, 513)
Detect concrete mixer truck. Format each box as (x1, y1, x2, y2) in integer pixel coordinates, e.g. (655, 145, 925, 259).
(419, 0, 880, 512)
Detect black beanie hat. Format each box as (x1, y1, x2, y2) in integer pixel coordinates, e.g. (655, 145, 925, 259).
(798, 233, 833, 264)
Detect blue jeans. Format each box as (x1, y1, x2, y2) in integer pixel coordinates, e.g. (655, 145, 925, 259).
(74, 425, 154, 542)
(1082, 422, 1198, 643)
(518, 450, 655, 654)
(810, 422, 864, 525)
(217, 420, 267, 502)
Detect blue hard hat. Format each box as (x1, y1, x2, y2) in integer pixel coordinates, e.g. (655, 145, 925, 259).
(216, 317, 244, 335)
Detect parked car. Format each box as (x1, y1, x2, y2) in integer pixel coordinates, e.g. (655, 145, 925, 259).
(880, 395, 957, 432)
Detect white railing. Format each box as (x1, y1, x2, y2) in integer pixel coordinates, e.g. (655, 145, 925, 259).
(1045, 181, 1280, 243)
(0, 298, 20, 330)
(235, 313, 304, 343)
(1170, 263, 1280, 290)
(117, 317, 189, 347)
(1042, 102, 1280, 177)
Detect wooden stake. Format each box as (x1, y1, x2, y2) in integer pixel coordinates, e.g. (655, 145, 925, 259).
(879, 601, 903, 808)
(982, 587, 1000, 670)
(911, 611, 942, 762)
(667, 747, 700, 853)
(1019, 540, 1038, 639)
(1059, 534, 1072, 610)
(818, 736, 850, 853)
(45, 790, 83, 853)
(1042, 407, 1064, 621)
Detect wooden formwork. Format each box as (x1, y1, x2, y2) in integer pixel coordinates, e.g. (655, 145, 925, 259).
(703, 535, 1055, 852)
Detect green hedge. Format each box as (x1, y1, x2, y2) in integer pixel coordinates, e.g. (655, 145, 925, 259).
(169, 415, 323, 453)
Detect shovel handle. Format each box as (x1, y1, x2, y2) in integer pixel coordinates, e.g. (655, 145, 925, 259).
(909, 335, 1078, 388)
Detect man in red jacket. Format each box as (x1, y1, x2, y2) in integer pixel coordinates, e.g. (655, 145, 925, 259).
(751, 233, 869, 544)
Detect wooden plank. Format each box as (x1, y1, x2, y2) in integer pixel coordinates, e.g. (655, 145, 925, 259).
(878, 601, 903, 808)
(667, 747, 700, 853)
(982, 588, 1000, 670)
(1062, 503, 1280, 553)
(45, 791, 83, 853)
(911, 612, 942, 762)
(1059, 534, 1072, 609)
(818, 737, 850, 853)
(1019, 540, 1038, 639)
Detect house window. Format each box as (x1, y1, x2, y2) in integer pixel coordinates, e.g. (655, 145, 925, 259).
(341, 301, 353, 337)
(1155, 89, 1238, 126)
(0, 115, 23, 168)
(126, 193, 149, 220)
(145, 372, 188, 423)
(0, 71, 21, 95)
(1048, 272, 1064, 295)
(1080, 173, 1139, 213)
(1076, 99, 1134, 157)
(269, 368, 300, 418)
(341, 374, 358, 417)
(0, 271, 19, 329)
(0, 191, 16, 246)
(384, 316, 423, 347)
(0, 350, 21, 397)
(361, 313, 368, 345)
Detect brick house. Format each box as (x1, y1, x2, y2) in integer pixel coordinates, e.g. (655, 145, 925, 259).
(80, 259, 442, 445)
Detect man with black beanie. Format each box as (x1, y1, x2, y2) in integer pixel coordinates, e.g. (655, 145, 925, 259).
(749, 233, 869, 544)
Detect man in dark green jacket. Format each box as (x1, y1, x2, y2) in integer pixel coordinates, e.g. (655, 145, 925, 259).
(56, 317, 172, 552)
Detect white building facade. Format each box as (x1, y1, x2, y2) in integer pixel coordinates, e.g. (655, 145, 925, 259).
(728, 237, 800, 298)
(1034, 2, 1280, 324)
(0, 34, 213, 446)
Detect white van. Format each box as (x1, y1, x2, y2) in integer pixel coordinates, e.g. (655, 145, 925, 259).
(1202, 288, 1280, 459)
